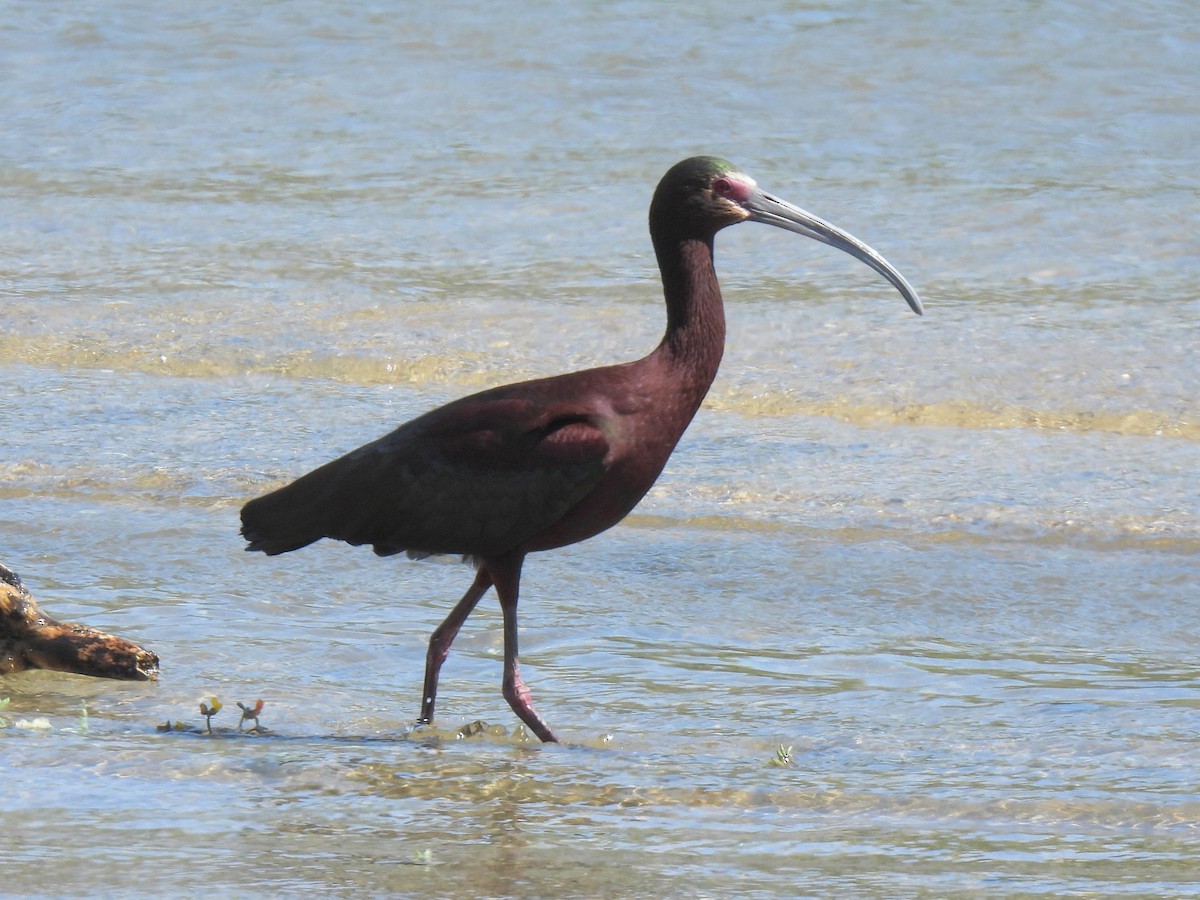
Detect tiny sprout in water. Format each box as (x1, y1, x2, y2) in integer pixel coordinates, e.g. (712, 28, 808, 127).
(199, 696, 222, 733)
(769, 744, 794, 767)
(237, 698, 265, 731)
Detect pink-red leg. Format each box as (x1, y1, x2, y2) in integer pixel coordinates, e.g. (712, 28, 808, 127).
(488, 554, 559, 743)
(418, 564, 492, 726)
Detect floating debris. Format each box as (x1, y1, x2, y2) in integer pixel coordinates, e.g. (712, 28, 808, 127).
(0, 563, 158, 681)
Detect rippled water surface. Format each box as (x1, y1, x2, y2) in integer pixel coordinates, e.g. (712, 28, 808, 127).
(3, 1, 1199, 896)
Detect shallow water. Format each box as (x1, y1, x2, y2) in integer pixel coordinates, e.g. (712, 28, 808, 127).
(3, 1, 1199, 896)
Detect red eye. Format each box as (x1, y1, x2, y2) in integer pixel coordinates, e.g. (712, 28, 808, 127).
(713, 177, 733, 195)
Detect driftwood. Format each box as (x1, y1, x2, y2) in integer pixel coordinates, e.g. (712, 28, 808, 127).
(0, 563, 159, 681)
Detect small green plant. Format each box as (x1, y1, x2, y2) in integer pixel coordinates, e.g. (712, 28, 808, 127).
(156, 695, 268, 735)
(237, 699, 264, 731)
(0, 697, 9, 728)
(199, 696, 222, 733)
(769, 744, 794, 767)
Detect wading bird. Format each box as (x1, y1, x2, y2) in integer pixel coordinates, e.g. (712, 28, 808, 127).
(241, 156, 921, 742)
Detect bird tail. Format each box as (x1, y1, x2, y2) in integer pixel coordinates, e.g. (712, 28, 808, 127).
(240, 472, 335, 556)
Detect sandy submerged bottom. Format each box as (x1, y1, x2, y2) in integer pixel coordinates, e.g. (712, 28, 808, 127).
(3, 467, 1198, 896)
(4, 0, 1200, 892)
(1, 229, 1196, 900)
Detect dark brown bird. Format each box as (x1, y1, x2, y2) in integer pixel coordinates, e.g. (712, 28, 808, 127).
(241, 156, 921, 742)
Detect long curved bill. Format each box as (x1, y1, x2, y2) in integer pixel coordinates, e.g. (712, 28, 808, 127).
(744, 187, 923, 315)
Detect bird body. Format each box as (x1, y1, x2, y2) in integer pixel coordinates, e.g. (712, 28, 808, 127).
(242, 346, 714, 560)
(242, 157, 921, 742)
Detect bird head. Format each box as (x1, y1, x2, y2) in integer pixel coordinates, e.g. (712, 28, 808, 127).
(652, 156, 923, 315)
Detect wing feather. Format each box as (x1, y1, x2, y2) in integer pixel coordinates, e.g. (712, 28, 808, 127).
(240, 388, 610, 559)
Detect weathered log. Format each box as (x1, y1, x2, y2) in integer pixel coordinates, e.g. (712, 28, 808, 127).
(0, 563, 159, 680)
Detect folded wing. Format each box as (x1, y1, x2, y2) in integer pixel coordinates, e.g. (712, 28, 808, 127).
(240, 390, 610, 559)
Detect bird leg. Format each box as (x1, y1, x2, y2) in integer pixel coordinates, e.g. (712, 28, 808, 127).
(490, 555, 559, 743)
(418, 564, 492, 727)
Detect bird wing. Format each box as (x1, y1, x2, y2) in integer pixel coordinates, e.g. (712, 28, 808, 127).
(240, 386, 611, 559)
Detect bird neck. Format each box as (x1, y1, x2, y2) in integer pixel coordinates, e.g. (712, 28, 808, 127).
(654, 235, 727, 382)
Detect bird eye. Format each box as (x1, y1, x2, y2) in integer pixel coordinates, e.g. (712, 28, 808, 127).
(713, 177, 733, 196)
